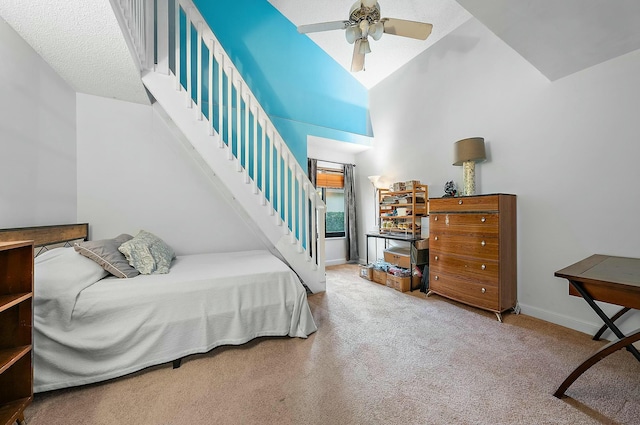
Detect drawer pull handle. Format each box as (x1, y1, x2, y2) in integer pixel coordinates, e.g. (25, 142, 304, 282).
(434, 216, 438, 221)
(481, 264, 486, 270)
(458, 200, 463, 205)
(434, 256, 439, 261)
(481, 240, 486, 247)
(481, 217, 486, 223)
(481, 288, 486, 294)
(434, 275, 439, 281)
(434, 236, 439, 241)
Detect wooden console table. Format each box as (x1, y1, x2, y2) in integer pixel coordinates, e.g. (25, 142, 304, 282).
(553, 254, 640, 398)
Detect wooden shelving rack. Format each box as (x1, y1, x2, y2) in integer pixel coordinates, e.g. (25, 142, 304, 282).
(0, 240, 34, 425)
(378, 184, 428, 237)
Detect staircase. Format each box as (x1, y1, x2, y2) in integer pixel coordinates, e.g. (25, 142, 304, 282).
(110, 0, 326, 293)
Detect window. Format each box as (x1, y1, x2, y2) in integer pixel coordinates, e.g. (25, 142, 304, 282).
(316, 167, 345, 238)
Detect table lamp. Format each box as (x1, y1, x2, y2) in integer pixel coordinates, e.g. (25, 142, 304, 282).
(453, 137, 486, 196)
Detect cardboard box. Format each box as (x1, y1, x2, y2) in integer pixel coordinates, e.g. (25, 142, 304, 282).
(415, 238, 429, 250)
(405, 180, 420, 189)
(359, 265, 373, 280)
(392, 182, 406, 191)
(372, 269, 387, 284)
(412, 274, 422, 291)
(386, 273, 411, 292)
(383, 246, 411, 269)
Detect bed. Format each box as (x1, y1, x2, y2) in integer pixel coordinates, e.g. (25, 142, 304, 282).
(0, 224, 317, 393)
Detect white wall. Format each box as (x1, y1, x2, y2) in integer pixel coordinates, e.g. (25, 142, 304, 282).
(0, 16, 77, 227)
(359, 18, 640, 336)
(76, 94, 267, 255)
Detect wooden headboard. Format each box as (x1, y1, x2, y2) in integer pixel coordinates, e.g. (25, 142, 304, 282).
(0, 223, 89, 247)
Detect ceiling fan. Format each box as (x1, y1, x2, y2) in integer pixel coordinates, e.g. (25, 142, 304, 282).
(297, 0, 433, 72)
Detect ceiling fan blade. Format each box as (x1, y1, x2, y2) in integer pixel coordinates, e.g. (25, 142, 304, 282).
(351, 39, 365, 72)
(382, 18, 433, 40)
(297, 20, 351, 34)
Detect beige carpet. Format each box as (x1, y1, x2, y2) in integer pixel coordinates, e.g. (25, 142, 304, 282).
(25, 265, 639, 424)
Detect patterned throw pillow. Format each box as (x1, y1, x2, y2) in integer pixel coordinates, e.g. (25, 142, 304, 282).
(74, 234, 140, 278)
(118, 230, 175, 274)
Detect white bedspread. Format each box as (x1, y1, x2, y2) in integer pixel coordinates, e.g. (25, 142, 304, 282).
(33, 248, 317, 392)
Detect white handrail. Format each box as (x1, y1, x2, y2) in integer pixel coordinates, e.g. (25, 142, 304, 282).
(113, 0, 326, 271)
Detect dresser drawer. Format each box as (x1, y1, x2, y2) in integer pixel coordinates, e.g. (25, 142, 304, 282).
(430, 213, 499, 234)
(429, 195, 500, 213)
(429, 272, 500, 311)
(429, 253, 498, 284)
(430, 234, 498, 261)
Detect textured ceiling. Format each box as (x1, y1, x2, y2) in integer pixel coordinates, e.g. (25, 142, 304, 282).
(0, 0, 149, 105)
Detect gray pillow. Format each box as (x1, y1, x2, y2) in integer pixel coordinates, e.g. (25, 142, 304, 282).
(74, 234, 140, 278)
(118, 230, 175, 275)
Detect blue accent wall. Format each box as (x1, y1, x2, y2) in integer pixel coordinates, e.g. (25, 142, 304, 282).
(192, 0, 371, 166)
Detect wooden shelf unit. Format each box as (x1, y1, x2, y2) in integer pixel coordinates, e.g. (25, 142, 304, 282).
(378, 184, 428, 237)
(0, 240, 34, 425)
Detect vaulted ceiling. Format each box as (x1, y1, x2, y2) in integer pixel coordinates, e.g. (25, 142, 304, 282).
(2, 1, 640, 105)
(269, 0, 473, 89)
(458, 0, 640, 82)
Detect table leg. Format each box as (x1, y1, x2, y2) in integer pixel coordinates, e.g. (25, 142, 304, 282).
(593, 307, 630, 341)
(554, 328, 640, 398)
(366, 236, 369, 265)
(569, 280, 640, 361)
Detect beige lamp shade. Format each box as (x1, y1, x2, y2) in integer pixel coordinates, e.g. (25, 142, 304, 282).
(453, 137, 486, 166)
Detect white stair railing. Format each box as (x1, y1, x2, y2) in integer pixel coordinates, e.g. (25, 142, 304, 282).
(110, 0, 326, 290)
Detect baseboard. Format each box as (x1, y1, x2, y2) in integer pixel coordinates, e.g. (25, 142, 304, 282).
(518, 303, 601, 337)
(326, 259, 347, 266)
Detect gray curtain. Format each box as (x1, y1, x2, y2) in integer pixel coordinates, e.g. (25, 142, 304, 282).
(307, 158, 317, 187)
(343, 164, 359, 262)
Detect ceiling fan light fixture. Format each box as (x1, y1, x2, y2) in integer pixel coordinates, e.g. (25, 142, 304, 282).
(370, 21, 384, 40)
(361, 0, 377, 8)
(359, 38, 371, 54)
(345, 26, 360, 44)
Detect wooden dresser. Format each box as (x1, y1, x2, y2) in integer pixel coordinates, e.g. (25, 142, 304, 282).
(428, 194, 517, 321)
(0, 241, 34, 425)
